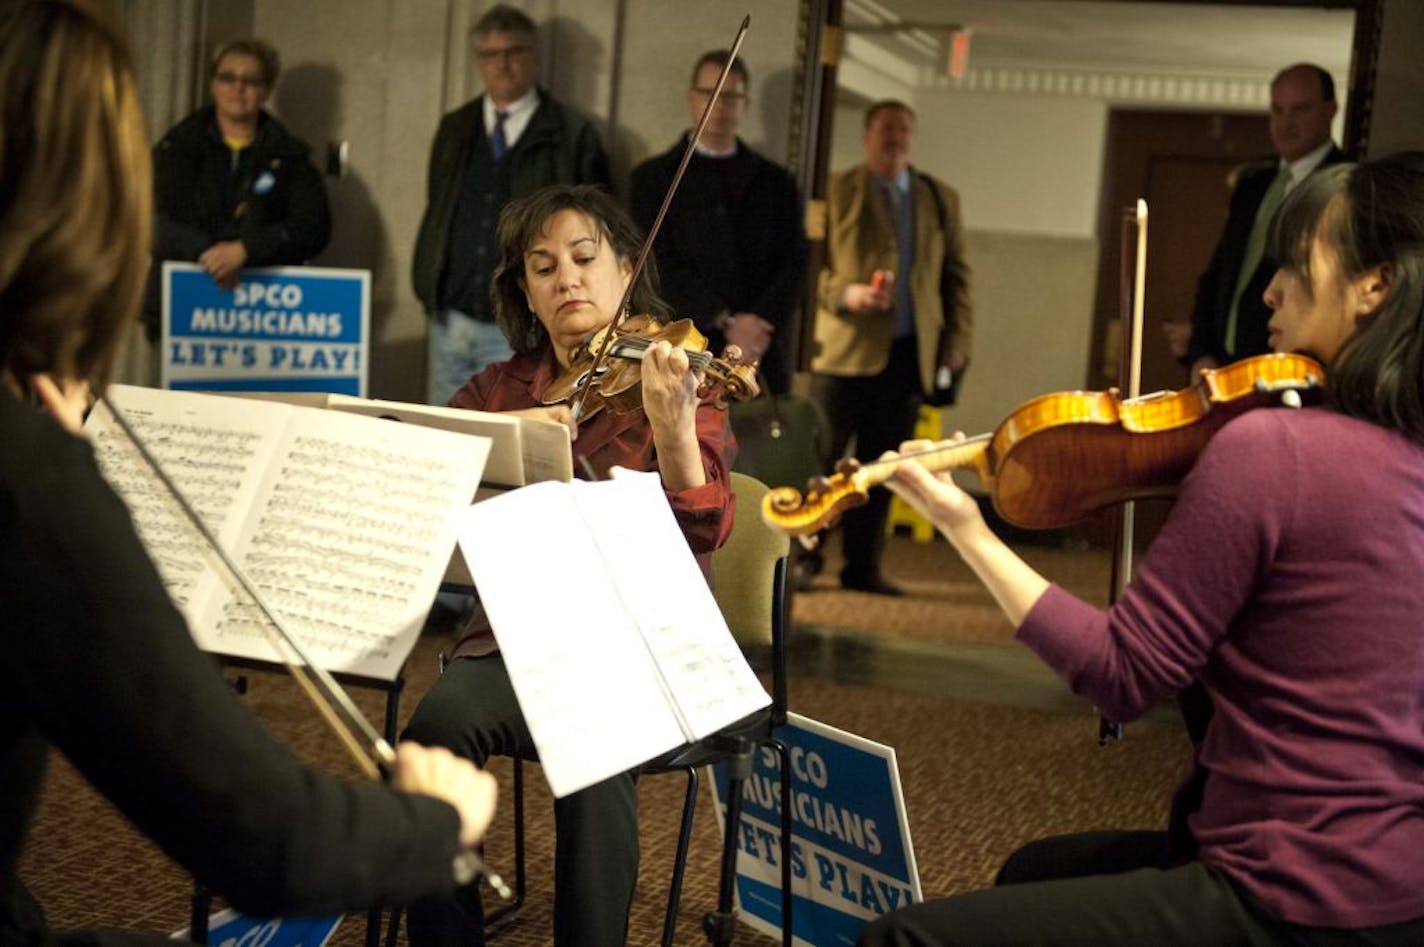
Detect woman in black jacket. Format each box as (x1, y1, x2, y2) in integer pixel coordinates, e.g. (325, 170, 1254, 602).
(0, 4, 495, 946)
(144, 37, 330, 336)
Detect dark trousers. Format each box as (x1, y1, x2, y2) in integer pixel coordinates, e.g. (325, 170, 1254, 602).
(401, 654, 639, 947)
(857, 830, 1424, 947)
(812, 335, 923, 582)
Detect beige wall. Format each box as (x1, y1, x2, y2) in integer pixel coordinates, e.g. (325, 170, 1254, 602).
(246, 0, 801, 401)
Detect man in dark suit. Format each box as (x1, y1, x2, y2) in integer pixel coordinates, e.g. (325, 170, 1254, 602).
(1185, 63, 1345, 376)
(412, 4, 609, 405)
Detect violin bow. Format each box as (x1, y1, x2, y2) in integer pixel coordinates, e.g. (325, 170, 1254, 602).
(97, 392, 510, 897)
(1099, 198, 1148, 745)
(568, 13, 751, 421)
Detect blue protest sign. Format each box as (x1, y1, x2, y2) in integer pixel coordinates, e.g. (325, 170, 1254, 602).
(162, 263, 370, 396)
(710, 712, 920, 946)
(171, 908, 342, 947)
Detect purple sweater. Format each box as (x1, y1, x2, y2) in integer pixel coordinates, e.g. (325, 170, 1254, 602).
(1019, 407, 1424, 927)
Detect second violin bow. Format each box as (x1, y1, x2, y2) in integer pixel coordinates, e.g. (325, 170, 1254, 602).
(569, 13, 751, 421)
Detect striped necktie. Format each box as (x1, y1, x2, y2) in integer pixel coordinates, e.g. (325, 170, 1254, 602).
(1224, 165, 1292, 356)
(490, 110, 509, 162)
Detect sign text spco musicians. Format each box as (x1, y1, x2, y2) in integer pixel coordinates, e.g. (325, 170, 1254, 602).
(162, 262, 370, 396)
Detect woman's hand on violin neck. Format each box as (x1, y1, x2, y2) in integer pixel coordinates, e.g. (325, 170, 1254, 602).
(641, 340, 707, 491)
(640, 340, 702, 434)
(887, 453, 984, 539)
(508, 405, 578, 441)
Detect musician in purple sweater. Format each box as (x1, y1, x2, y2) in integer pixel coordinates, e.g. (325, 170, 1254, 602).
(861, 152, 1424, 946)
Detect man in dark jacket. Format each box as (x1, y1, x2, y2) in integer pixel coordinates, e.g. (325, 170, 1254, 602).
(629, 49, 806, 395)
(1185, 63, 1345, 375)
(412, 4, 610, 404)
(146, 39, 330, 340)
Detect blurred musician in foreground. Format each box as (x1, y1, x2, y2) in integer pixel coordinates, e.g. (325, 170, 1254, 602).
(401, 184, 735, 947)
(1, 3, 498, 944)
(861, 153, 1424, 945)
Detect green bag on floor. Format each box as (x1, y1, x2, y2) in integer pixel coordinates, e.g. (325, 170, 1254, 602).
(728, 393, 826, 491)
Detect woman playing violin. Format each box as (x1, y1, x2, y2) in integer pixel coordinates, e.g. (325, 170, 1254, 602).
(403, 184, 735, 947)
(860, 152, 1424, 946)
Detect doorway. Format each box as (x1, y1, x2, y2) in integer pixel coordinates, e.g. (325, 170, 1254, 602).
(1088, 109, 1274, 395)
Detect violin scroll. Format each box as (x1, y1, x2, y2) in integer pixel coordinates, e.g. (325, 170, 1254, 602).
(762, 466, 872, 540)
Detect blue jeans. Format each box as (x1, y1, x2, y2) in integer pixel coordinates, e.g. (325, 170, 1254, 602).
(426, 308, 514, 405)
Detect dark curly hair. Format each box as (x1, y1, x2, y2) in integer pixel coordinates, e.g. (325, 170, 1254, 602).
(490, 185, 668, 357)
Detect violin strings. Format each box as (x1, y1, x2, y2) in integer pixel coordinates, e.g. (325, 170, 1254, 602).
(858, 432, 992, 475)
(608, 334, 715, 369)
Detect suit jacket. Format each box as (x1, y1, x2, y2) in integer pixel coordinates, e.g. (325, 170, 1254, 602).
(1185, 145, 1347, 366)
(411, 90, 610, 315)
(811, 165, 971, 393)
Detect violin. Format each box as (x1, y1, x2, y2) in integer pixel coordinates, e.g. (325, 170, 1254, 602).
(542, 313, 760, 420)
(762, 352, 1325, 537)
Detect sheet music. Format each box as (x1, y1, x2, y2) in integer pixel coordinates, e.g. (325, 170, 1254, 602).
(89, 385, 490, 681)
(594, 470, 770, 736)
(324, 395, 573, 488)
(89, 391, 286, 611)
(455, 473, 770, 798)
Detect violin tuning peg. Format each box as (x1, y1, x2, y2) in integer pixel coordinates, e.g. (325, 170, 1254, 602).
(723, 343, 744, 363)
(808, 475, 831, 495)
(834, 457, 862, 477)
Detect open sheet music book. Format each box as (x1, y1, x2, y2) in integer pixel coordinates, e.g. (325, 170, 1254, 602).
(455, 470, 772, 798)
(226, 391, 573, 489)
(87, 384, 491, 681)
(220, 391, 575, 585)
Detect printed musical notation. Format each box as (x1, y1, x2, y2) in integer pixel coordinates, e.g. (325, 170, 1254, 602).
(455, 471, 769, 798)
(87, 386, 490, 680)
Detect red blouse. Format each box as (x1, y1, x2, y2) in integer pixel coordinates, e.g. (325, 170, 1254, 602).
(448, 348, 737, 657)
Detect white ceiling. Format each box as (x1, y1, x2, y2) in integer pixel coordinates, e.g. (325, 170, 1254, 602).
(849, 1, 1356, 80)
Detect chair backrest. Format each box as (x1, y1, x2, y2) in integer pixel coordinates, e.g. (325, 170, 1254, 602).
(711, 472, 790, 648)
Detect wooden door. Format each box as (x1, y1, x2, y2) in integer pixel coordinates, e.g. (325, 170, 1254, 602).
(1088, 110, 1273, 393)
(1079, 110, 1273, 551)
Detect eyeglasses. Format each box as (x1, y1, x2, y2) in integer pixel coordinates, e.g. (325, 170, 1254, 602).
(475, 44, 533, 64)
(214, 71, 265, 89)
(690, 87, 747, 106)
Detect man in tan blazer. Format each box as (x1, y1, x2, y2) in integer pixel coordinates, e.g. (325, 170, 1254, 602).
(809, 99, 971, 594)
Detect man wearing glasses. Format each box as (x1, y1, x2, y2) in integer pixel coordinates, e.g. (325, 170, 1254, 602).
(413, 3, 610, 404)
(629, 49, 807, 396)
(146, 38, 330, 338)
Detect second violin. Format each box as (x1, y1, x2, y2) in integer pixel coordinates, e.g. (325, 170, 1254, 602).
(763, 353, 1325, 538)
